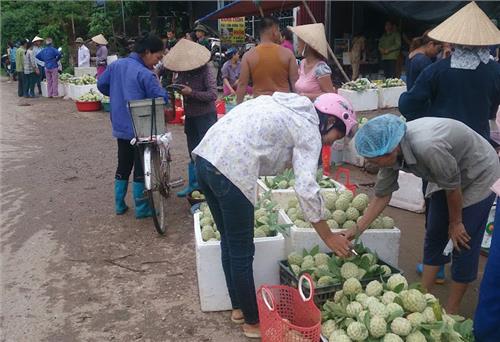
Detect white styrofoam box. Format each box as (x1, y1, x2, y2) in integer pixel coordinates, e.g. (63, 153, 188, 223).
(41, 81, 48, 97)
(378, 86, 407, 109)
(107, 55, 118, 65)
(330, 140, 344, 165)
(74, 66, 97, 77)
(256, 176, 346, 209)
(389, 171, 425, 213)
(338, 88, 378, 112)
(68, 84, 100, 100)
(194, 211, 286, 312)
(342, 52, 351, 65)
(342, 137, 364, 167)
(57, 82, 65, 97)
(282, 213, 401, 267)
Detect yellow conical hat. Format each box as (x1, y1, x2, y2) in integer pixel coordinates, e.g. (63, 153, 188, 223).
(428, 2, 500, 46)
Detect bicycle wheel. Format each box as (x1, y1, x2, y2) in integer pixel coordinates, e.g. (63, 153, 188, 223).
(148, 145, 170, 235)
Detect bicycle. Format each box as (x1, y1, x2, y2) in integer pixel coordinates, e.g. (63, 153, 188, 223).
(128, 96, 182, 234)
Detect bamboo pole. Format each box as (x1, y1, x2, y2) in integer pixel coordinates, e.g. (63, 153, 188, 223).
(301, 0, 350, 82)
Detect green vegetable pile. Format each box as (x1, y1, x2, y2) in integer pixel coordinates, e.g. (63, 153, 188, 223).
(286, 243, 394, 289)
(263, 169, 338, 190)
(101, 95, 110, 104)
(77, 89, 102, 102)
(222, 94, 253, 105)
(358, 117, 369, 127)
(380, 78, 406, 88)
(320, 273, 474, 342)
(286, 190, 395, 230)
(68, 74, 97, 85)
(198, 192, 291, 242)
(58, 73, 73, 83)
(341, 78, 377, 92)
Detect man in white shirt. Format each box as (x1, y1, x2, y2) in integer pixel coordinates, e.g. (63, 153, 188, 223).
(76, 37, 90, 67)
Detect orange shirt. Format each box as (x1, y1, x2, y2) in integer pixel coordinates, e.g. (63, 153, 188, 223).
(250, 44, 290, 96)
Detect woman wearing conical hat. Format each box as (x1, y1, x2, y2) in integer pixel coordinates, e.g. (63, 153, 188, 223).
(92, 34, 108, 78)
(288, 23, 335, 101)
(162, 39, 217, 198)
(398, 1, 500, 316)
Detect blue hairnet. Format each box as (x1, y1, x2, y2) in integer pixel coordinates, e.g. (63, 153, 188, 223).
(354, 114, 406, 157)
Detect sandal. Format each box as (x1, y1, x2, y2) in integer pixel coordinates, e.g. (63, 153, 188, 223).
(231, 310, 245, 324)
(242, 324, 261, 339)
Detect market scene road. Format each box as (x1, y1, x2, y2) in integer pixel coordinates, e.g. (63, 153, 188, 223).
(1, 1, 500, 342)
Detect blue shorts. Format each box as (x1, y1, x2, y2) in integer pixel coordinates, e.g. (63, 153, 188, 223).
(423, 191, 495, 283)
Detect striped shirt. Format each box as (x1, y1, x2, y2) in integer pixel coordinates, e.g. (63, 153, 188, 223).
(24, 49, 37, 74)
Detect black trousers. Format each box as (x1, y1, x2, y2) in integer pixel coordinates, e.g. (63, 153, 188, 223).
(381, 60, 397, 78)
(184, 112, 217, 160)
(115, 139, 144, 182)
(17, 72, 24, 97)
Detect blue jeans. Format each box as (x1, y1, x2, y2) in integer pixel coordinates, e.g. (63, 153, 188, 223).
(195, 157, 258, 324)
(424, 190, 495, 283)
(184, 112, 217, 160)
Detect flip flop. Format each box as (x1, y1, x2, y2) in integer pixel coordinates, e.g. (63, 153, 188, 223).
(231, 316, 245, 324)
(243, 329, 261, 339)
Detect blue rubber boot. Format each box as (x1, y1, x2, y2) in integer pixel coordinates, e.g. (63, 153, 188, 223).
(114, 179, 129, 215)
(133, 181, 154, 219)
(176, 161, 199, 197)
(416, 263, 445, 284)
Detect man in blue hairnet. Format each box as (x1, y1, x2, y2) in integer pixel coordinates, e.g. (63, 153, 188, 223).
(347, 114, 500, 315)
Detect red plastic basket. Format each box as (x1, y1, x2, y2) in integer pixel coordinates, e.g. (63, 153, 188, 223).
(75, 101, 101, 112)
(334, 167, 357, 194)
(257, 275, 321, 342)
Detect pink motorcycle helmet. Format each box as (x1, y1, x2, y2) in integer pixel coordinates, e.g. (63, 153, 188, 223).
(314, 93, 357, 137)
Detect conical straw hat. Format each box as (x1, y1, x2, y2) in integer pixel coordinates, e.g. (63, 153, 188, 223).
(32, 36, 43, 42)
(428, 2, 500, 46)
(162, 39, 211, 72)
(91, 34, 108, 45)
(287, 23, 328, 59)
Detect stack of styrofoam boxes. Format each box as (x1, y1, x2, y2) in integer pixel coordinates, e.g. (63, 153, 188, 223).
(389, 171, 425, 213)
(342, 137, 364, 167)
(338, 88, 378, 112)
(378, 85, 407, 109)
(256, 176, 345, 209)
(41, 81, 66, 98)
(194, 211, 286, 312)
(281, 214, 401, 267)
(74, 67, 97, 77)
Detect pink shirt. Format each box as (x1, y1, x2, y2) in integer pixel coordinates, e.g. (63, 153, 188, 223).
(295, 60, 331, 95)
(281, 40, 294, 53)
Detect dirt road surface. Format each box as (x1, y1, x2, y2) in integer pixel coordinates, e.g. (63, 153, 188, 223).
(0, 79, 485, 342)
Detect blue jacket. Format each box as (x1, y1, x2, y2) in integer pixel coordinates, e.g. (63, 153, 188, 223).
(405, 53, 432, 90)
(399, 57, 500, 142)
(35, 44, 61, 70)
(474, 201, 500, 342)
(97, 52, 168, 140)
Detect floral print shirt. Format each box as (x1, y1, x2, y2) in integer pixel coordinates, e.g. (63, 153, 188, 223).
(193, 92, 328, 223)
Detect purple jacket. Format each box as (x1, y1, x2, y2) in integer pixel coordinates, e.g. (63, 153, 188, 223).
(176, 64, 217, 117)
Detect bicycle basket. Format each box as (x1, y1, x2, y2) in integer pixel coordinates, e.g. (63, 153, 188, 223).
(128, 97, 166, 139)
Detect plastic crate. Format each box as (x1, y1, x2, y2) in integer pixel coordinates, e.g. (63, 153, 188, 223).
(279, 257, 402, 307)
(128, 98, 166, 139)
